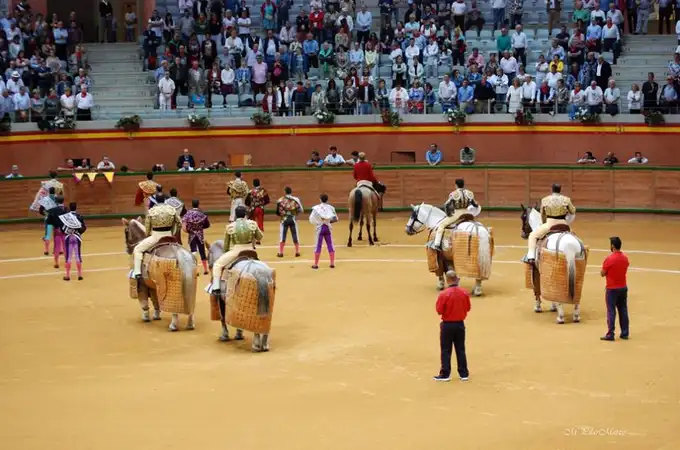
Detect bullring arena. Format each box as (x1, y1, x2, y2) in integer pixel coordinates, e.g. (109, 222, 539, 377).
(2, 161, 680, 449)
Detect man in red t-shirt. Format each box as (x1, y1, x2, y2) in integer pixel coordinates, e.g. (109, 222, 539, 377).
(600, 236, 630, 341)
(434, 270, 471, 382)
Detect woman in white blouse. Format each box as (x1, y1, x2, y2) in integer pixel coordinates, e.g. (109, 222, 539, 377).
(392, 55, 407, 86)
(364, 42, 378, 80)
(220, 64, 235, 107)
(489, 68, 509, 112)
(627, 83, 641, 114)
(534, 54, 549, 87)
(60, 86, 75, 118)
(505, 78, 523, 114)
(568, 82, 587, 120)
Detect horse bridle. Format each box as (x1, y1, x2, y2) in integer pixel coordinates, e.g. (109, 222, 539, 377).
(406, 205, 432, 235)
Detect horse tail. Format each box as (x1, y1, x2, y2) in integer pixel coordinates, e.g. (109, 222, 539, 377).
(353, 188, 363, 223)
(477, 225, 492, 279)
(177, 248, 198, 312)
(564, 245, 577, 301)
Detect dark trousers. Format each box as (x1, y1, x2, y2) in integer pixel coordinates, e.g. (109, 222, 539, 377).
(514, 47, 526, 68)
(189, 237, 207, 261)
(605, 287, 629, 338)
(439, 321, 469, 378)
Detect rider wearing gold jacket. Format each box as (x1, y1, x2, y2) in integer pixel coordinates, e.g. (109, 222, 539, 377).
(210, 206, 263, 293)
(132, 193, 182, 280)
(527, 184, 576, 263)
(431, 179, 482, 250)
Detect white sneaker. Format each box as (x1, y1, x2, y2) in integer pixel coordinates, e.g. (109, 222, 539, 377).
(460, 377, 469, 382)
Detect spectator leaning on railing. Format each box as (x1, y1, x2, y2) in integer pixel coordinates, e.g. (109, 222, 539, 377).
(628, 152, 648, 164)
(426, 143, 442, 166)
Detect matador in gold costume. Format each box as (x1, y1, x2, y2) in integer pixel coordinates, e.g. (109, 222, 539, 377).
(526, 184, 576, 263)
(430, 178, 482, 250)
(227, 171, 250, 222)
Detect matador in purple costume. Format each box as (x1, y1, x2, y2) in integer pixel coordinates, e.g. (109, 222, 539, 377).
(59, 202, 87, 281)
(182, 199, 211, 274)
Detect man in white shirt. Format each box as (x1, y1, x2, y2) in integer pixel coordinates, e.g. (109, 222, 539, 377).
(511, 25, 528, 67)
(438, 74, 457, 110)
(158, 71, 175, 110)
(451, 0, 467, 30)
(601, 17, 620, 64)
(147, 10, 163, 38)
(224, 29, 244, 69)
(336, 12, 354, 32)
(603, 78, 620, 115)
(499, 51, 519, 79)
(389, 43, 403, 63)
(75, 85, 95, 121)
(12, 85, 29, 119)
(520, 75, 537, 109)
(545, 64, 563, 89)
(627, 152, 648, 164)
(6, 71, 23, 94)
(178, 161, 195, 171)
(491, 0, 507, 31)
(324, 146, 346, 166)
(5, 164, 22, 178)
(584, 80, 603, 113)
(96, 156, 116, 170)
(404, 39, 420, 66)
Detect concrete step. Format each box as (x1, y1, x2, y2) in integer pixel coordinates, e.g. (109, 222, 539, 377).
(94, 96, 156, 107)
(92, 86, 154, 97)
(92, 62, 142, 72)
(91, 75, 150, 86)
(88, 53, 140, 63)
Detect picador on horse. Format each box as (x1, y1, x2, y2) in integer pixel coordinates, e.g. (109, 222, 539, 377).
(524, 184, 577, 266)
(429, 178, 482, 252)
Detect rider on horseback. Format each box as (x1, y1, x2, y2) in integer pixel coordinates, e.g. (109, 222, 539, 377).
(352, 152, 386, 201)
(210, 205, 263, 294)
(430, 179, 481, 251)
(526, 184, 576, 265)
(132, 193, 182, 283)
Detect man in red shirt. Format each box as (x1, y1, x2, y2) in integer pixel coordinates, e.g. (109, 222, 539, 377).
(600, 236, 630, 341)
(434, 270, 471, 382)
(352, 152, 385, 209)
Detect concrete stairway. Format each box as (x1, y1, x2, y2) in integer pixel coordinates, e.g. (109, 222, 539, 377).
(88, 43, 156, 117)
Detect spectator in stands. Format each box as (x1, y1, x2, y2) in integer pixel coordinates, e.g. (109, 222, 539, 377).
(491, 0, 506, 32)
(490, 68, 509, 112)
(75, 85, 94, 121)
(520, 75, 537, 111)
(346, 151, 360, 166)
(548, 39, 566, 63)
(324, 146, 345, 166)
(636, 0, 652, 34)
(585, 80, 604, 114)
(628, 152, 648, 164)
(567, 26, 586, 67)
(677, 17, 680, 44)
(30, 89, 46, 121)
(98, 0, 114, 43)
(659, 76, 678, 113)
(124, 5, 137, 42)
(534, 54, 549, 87)
(178, 161, 194, 171)
(73, 68, 91, 91)
(627, 84, 642, 114)
(658, 0, 673, 35)
(474, 76, 496, 113)
(177, 149, 196, 169)
(195, 160, 209, 171)
(460, 147, 476, 165)
(506, 77, 522, 113)
(642, 72, 659, 110)
(594, 55, 612, 91)
(458, 79, 475, 113)
(143, 23, 161, 71)
(496, 27, 512, 56)
(426, 144, 443, 166)
(13, 86, 30, 121)
(586, 18, 602, 53)
(669, 53, 680, 80)
(601, 79, 619, 116)
(500, 50, 519, 83)
(577, 151, 598, 163)
(568, 82, 586, 120)
(5, 164, 22, 178)
(511, 25, 528, 68)
(307, 151, 324, 167)
(538, 80, 555, 114)
(603, 152, 619, 165)
(96, 156, 115, 170)
(60, 86, 75, 119)
(601, 18, 620, 64)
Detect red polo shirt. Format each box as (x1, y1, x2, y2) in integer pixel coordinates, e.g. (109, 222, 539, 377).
(602, 251, 629, 289)
(436, 286, 471, 322)
(353, 161, 377, 183)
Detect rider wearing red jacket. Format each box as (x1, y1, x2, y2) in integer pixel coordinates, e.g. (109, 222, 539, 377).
(352, 152, 385, 209)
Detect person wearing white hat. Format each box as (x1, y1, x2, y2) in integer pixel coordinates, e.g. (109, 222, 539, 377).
(6, 71, 24, 95)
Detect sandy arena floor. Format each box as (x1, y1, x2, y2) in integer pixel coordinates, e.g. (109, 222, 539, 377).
(0, 214, 679, 450)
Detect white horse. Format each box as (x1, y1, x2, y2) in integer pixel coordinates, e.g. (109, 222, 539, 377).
(520, 205, 582, 324)
(404, 203, 492, 296)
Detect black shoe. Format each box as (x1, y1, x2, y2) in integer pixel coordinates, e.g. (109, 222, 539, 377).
(78, 276, 83, 281)
(600, 335, 615, 341)
(620, 335, 629, 340)
(433, 374, 451, 382)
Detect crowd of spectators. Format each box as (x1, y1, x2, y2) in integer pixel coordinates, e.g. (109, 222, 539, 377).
(136, 0, 680, 117)
(577, 150, 649, 164)
(0, 5, 94, 123)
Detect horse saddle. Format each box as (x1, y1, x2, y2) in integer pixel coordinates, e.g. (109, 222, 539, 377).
(146, 236, 179, 254)
(228, 250, 259, 269)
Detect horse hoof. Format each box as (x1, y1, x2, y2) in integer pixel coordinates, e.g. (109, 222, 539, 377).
(573, 318, 580, 323)
(185, 324, 195, 331)
(357, 236, 362, 241)
(534, 308, 542, 313)
(235, 331, 244, 341)
(347, 242, 352, 248)
(203, 271, 208, 275)
(168, 325, 179, 332)
(556, 319, 565, 324)
(368, 241, 374, 246)
(373, 237, 379, 242)
(152, 311, 161, 320)
(78, 276, 83, 281)
(219, 335, 231, 342)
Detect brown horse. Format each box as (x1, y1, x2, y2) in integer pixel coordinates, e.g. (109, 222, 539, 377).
(347, 184, 380, 247)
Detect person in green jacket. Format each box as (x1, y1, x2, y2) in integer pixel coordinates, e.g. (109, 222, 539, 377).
(496, 27, 511, 55)
(572, 1, 590, 30)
